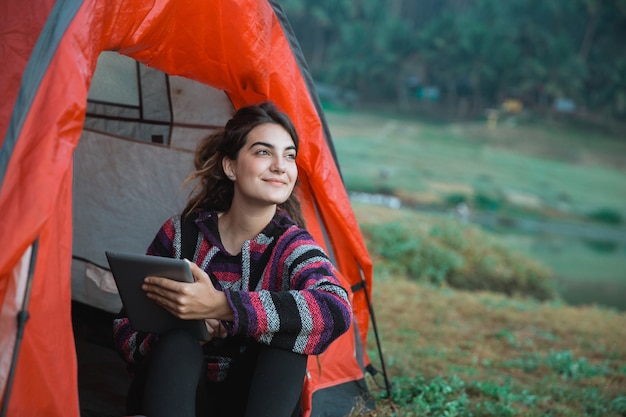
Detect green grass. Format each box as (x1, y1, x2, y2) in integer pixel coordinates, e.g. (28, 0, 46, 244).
(357, 206, 556, 300)
(346, 204, 626, 416)
(352, 272, 626, 417)
(502, 234, 626, 283)
(328, 110, 626, 219)
(329, 110, 626, 415)
(327, 109, 626, 310)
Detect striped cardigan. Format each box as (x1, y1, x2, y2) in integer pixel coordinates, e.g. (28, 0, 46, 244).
(113, 208, 352, 381)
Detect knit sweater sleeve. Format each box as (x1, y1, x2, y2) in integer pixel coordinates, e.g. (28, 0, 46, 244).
(112, 216, 177, 365)
(224, 228, 352, 355)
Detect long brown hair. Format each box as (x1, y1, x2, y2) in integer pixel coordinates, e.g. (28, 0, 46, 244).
(183, 102, 305, 227)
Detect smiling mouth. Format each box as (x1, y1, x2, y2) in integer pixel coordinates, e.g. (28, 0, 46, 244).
(264, 178, 287, 185)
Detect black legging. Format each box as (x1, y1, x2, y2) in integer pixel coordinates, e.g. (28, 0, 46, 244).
(126, 329, 307, 417)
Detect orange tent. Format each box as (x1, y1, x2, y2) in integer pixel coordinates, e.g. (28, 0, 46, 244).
(0, 0, 378, 416)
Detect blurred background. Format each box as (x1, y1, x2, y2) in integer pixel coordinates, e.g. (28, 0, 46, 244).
(280, 2, 626, 414)
(281, 0, 626, 311)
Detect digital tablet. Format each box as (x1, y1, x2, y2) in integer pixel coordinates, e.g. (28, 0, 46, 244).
(105, 251, 211, 341)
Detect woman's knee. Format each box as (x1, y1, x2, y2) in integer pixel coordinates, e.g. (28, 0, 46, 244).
(257, 345, 308, 377)
(154, 329, 203, 359)
(245, 346, 308, 417)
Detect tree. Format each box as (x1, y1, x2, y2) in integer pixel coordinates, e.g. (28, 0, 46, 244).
(282, 0, 626, 119)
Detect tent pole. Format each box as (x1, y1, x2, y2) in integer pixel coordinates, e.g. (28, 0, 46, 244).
(0, 240, 38, 417)
(357, 272, 391, 400)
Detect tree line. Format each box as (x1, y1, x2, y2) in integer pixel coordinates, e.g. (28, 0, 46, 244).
(282, 0, 626, 121)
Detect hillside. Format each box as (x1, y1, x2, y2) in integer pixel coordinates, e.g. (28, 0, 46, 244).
(350, 204, 626, 417)
(326, 108, 626, 311)
(325, 107, 626, 415)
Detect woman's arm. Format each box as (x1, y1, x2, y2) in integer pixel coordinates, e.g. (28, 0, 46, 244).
(224, 230, 352, 355)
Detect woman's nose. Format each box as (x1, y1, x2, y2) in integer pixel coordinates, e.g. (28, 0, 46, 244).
(271, 156, 286, 173)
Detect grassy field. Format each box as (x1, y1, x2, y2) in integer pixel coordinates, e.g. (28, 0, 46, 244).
(348, 204, 626, 417)
(328, 112, 626, 215)
(326, 108, 626, 309)
(324, 109, 626, 415)
(327, 109, 626, 219)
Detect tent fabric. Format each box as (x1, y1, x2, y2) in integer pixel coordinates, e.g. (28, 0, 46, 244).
(0, 1, 375, 416)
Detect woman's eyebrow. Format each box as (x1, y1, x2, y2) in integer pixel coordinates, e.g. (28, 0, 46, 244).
(249, 141, 297, 151)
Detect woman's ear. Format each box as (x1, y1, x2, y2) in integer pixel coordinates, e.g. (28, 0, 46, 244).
(222, 156, 236, 181)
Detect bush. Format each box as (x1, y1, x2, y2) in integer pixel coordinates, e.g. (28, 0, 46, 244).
(473, 191, 504, 211)
(363, 222, 464, 285)
(361, 217, 556, 300)
(587, 208, 623, 225)
(445, 193, 469, 207)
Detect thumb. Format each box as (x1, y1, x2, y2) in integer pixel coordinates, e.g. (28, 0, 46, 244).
(185, 259, 211, 283)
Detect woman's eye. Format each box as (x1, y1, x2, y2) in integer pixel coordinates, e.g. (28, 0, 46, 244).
(256, 149, 270, 156)
(286, 153, 297, 160)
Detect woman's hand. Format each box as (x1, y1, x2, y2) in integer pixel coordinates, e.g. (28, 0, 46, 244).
(204, 318, 228, 340)
(142, 260, 234, 322)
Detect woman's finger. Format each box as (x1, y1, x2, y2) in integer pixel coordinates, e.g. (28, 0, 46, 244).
(143, 278, 193, 317)
(145, 290, 178, 315)
(204, 319, 228, 339)
(143, 276, 185, 292)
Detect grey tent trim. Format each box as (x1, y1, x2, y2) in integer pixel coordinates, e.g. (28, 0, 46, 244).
(0, 0, 83, 185)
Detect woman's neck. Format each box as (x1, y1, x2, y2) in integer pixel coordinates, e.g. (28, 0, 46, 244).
(218, 204, 277, 255)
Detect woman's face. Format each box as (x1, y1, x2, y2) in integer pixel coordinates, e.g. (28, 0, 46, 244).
(223, 123, 298, 208)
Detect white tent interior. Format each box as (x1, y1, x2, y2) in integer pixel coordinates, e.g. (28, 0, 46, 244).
(72, 51, 235, 313)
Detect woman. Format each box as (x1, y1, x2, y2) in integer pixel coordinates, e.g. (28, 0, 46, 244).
(113, 102, 352, 417)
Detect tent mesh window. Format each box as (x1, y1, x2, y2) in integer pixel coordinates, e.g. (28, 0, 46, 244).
(85, 52, 172, 144)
